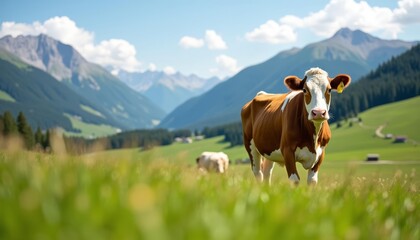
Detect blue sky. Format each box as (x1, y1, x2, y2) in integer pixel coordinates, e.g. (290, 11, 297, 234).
(1, 0, 420, 78)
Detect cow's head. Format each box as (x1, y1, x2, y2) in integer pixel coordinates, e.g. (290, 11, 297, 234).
(284, 67, 351, 122)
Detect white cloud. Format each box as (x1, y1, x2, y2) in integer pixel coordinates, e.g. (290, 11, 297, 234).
(85, 39, 141, 73)
(245, 0, 420, 44)
(179, 30, 227, 50)
(0, 16, 142, 73)
(179, 36, 204, 48)
(296, 0, 400, 38)
(205, 30, 227, 50)
(209, 54, 241, 78)
(0, 21, 46, 37)
(42, 16, 94, 49)
(393, 0, 420, 24)
(245, 20, 297, 44)
(148, 63, 157, 72)
(163, 66, 176, 75)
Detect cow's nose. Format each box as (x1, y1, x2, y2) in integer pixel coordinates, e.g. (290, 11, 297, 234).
(311, 109, 327, 119)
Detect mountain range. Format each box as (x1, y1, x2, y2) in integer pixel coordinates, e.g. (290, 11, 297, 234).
(0, 28, 418, 134)
(0, 34, 165, 133)
(159, 28, 418, 129)
(117, 70, 222, 113)
(0, 48, 119, 132)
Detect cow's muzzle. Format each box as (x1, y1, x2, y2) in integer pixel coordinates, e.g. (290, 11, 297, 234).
(310, 108, 329, 121)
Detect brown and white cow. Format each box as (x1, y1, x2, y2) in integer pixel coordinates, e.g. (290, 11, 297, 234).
(241, 67, 351, 185)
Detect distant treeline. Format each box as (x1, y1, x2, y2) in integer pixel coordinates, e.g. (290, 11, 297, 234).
(64, 128, 193, 154)
(202, 122, 243, 147)
(331, 43, 420, 121)
(64, 123, 245, 154)
(0, 109, 243, 154)
(0, 111, 51, 150)
(63, 122, 245, 154)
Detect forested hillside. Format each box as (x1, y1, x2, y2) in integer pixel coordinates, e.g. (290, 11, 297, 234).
(0, 35, 165, 131)
(0, 49, 118, 131)
(331, 44, 420, 120)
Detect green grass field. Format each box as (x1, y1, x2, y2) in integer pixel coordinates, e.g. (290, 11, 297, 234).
(0, 90, 16, 102)
(0, 150, 419, 239)
(1, 97, 419, 239)
(64, 113, 120, 138)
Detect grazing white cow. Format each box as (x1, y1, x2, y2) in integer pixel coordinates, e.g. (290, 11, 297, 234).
(196, 152, 229, 173)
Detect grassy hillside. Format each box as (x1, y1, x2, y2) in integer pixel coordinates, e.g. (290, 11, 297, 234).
(63, 114, 120, 138)
(0, 49, 122, 132)
(327, 96, 420, 162)
(360, 96, 419, 142)
(0, 90, 15, 102)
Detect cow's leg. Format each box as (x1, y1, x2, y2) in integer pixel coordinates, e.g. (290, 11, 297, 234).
(308, 150, 325, 185)
(262, 159, 275, 185)
(283, 149, 300, 185)
(250, 139, 263, 182)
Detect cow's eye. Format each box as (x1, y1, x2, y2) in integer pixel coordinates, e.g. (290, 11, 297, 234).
(328, 88, 332, 93)
(302, 88, 307, 93)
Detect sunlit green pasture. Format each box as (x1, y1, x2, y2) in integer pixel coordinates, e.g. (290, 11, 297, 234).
(359, 96, 420, 143)
(0, 149, 419, 240)
(64, 113, 120, 138)
(0, 90, 16, 102)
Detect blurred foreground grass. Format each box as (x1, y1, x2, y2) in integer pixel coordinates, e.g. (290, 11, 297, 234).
(0, 150, 419, 240)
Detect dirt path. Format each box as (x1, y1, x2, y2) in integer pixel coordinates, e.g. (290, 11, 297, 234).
(358, 121, 418, 145)
(375, 124, 387, 138)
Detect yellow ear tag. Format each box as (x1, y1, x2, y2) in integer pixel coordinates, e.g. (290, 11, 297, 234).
(337, 82, 345, 93)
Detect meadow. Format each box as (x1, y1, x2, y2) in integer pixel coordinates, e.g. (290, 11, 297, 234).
(0, 149, 419, 240)
(1, 97, 419, 239)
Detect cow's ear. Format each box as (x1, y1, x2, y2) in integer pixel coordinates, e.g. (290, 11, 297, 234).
(284, 76, 305, 91)
(330, 74, 351, 93)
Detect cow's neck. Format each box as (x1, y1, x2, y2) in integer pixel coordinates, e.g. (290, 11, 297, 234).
(301, 107, 324, 148)
(301, 116, 324, 149)
(312, 121, 324, 148)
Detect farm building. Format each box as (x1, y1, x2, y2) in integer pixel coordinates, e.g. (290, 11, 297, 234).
(366, 154, 380, 161)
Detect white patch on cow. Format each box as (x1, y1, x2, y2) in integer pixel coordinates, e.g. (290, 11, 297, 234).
(256, 91, 267, 96)
(262, 160, 275, 185)
(281, 91, 302, 112)
(250, 139, 260, 161)
(305, 67, 327, 76)
(295, 146, 323, 170)
(289, 173, 300, 184)
(250, 139, 263, 182)
(317, 146, 323, 159)
(307, 170, 318, 184)
(304, 68, 330, 120)
(263, 148, 284, 166)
